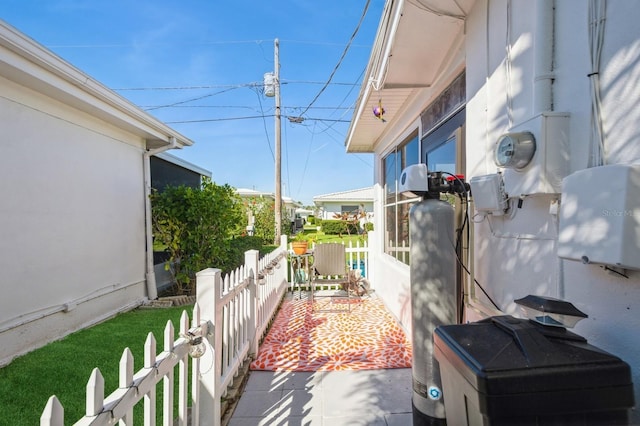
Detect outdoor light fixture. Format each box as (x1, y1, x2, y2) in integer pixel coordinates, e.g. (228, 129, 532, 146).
(187, 333, 206, 359)
(515, 295, 587, 328)
(182, 321, 213, 359)
(257, 272, 267, 285)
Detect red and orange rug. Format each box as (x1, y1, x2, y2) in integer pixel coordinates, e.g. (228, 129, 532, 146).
(250, 296, 413, 372)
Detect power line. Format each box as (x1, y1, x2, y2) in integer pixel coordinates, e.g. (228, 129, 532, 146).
(253, 87, 275, 161)
(290, 117, 350, 123)
(138, 104, 352, 111)
(163, 115, 348, 124)
(308, 65, 366, 136)
(113, 80, 358, 91)
(46, 38, 372, 49)
(144, 87, 240, 111)
(165, 115, 273, 124)
(296, 0, 371, 118)
(114, 83, 261, 91)
(297, 121, 317, 198)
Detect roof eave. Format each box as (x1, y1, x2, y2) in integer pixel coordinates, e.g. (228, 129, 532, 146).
(345, 0, 474, 154)
(0, 20, 193, 150)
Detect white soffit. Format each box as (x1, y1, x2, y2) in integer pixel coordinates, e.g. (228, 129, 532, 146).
(346, 0, 474, 153)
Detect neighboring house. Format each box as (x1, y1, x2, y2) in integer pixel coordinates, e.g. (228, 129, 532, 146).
(347, 0, 640, 419)
(0, 21, 193, 366)
(294, 208, 314, 224)
(312, 187, 374, 222)
(236, 188, 302, 233)
(151, 151, 212, 192)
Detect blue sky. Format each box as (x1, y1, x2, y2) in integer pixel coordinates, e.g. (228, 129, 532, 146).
(1, 0, 382, 205)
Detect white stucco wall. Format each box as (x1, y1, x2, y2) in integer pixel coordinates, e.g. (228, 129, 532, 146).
(366, 184, 413, 334)
(363, 0, 639, 419)
(0, 75, 147, 365)
(465, 0, 640, 420)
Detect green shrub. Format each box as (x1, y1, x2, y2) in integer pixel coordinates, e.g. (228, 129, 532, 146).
(364, 222, 374, 232)
(150, 179, 244, 294)
(321, 220, 359, 235)
(220, 236, 265, 273)
(307, 215, 315, 225)
(243, 197, 290, 245)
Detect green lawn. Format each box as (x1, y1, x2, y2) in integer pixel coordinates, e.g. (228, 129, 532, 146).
(0, 305, 191, 425)
(298, 228, 368, 246)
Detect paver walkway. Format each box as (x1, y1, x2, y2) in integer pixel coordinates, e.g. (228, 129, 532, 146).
(229, 368, 413, 425)
(228, 292, 414, 425)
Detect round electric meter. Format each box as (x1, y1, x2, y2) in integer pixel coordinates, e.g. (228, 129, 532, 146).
(494, 132, 536, 170)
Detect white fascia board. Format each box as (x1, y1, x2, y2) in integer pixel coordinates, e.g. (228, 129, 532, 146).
(0, 21, 192, 148)
(345, 0, 402, 152)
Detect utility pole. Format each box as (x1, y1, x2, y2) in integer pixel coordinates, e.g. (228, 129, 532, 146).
(274, 38, 282, 245)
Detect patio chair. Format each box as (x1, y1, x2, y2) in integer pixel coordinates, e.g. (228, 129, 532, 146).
(310, 243, 355, 311)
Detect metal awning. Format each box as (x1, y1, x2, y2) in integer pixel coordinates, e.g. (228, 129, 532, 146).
(346, 0, 475, 152)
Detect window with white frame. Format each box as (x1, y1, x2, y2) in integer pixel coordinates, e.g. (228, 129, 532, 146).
(383, 132, 419, 264)
(382, 72, 466, 266)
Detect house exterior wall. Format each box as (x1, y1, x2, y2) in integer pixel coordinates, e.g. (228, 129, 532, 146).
(0, 75, 148, 366)
(366, 1, 639, 418)
(465, 1, 640, 419)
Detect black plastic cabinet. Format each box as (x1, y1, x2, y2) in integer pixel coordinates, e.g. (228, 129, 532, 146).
(434, 315, 634, 425)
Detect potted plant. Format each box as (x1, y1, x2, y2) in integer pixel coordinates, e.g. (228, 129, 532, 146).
(291, 232, 310, 255)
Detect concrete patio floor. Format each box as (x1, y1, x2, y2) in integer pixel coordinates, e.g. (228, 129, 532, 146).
(228, 368, 413, 426)
(226, 290, 414, 425)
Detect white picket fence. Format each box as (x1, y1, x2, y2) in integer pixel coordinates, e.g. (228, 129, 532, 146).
(40, 239, 289, 426)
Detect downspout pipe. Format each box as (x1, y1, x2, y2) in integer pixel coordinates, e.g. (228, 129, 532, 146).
(143, 136, 181, 300)
(533, 0, 555, 113)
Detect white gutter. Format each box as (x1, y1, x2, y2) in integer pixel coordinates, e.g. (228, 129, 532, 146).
(143, 136, 181, 300)
(0, 21, 194, 146)
(346, 0, 404, 151)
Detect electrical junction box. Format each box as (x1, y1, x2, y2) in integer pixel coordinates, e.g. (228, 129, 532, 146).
(469, 174, 508, 216)
(557, 164, 640, 270)
(498, 112, 570, 196)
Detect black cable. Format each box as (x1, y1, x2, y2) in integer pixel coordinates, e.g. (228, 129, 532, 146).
(441, 172, 471, 322)
(253, 87, 275, 161)
(441, 172, 502, 315)
(297, 0, 371, 118)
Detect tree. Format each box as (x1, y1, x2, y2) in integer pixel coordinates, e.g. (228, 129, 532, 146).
(331, 204, 368, 237)
(151, 178, 244, 294)
(243, 197, 290, 245)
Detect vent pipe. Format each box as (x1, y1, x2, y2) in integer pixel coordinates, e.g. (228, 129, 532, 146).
(533, 0, 555, 113)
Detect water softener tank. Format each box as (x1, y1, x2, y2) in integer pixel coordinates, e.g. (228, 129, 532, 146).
(410, 197, 456, 425)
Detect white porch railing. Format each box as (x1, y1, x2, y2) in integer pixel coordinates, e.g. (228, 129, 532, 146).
(40, 238, 289, 426)
(288, 239, 369, 291)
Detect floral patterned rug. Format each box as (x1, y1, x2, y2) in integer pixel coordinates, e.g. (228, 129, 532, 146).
(250, 295, 413, 372)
